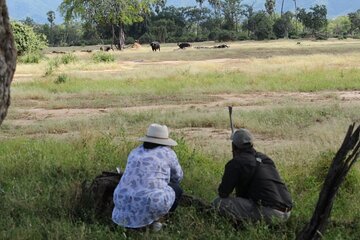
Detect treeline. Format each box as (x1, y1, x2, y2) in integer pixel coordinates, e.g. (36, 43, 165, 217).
(16, 0, 360, 49)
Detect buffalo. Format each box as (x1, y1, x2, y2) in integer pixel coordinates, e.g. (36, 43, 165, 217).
(178, 42, 191, 49)
(150, 41, 160, 51)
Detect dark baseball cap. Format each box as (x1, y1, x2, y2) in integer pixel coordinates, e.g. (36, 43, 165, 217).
(231, 128, 254, 149)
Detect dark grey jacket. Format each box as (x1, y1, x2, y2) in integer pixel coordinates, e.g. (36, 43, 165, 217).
(218, 147, 292, 210)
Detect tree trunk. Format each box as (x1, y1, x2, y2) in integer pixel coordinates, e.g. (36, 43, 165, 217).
(0, 0, 17, 126)
(118, 24, 125, 51)
(281, 0, 285, 16)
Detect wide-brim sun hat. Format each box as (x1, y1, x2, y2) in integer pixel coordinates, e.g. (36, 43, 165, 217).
(139, 123, 177, 146)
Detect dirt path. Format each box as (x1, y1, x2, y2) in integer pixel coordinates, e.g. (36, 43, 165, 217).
(9, 91, 360, 125)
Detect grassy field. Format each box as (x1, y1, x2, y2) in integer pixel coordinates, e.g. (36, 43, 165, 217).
(1, 39, 360, 239)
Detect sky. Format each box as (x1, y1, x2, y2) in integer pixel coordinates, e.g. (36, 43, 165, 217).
(7, 0, 360, 24)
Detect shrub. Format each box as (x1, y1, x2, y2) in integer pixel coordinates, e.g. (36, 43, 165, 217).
(45, 57, 60, 76)
(55, 74, 69, 84)
(218, 30, 237, 42)
(92, 52, 115, 63)
(208, 30, 219, 41)
(315, 32, 329, 40)
(18, 52, 42, 64)
(61, 53, 77, 65)
(237, 32, 249, 41)
(10, 21, 47, 55)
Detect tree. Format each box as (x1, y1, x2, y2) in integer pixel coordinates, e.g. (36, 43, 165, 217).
(47, 11, 56, 28)
(222, 0, 244, 31)
(0, 0, 17, 126)
(273, 11, 294, 38)
(280, 0, 285, 16)
(265, 0, 276, 16)
(196, 0, 206, 9)
(242, 3, 255, 37)
(297, 5, 327, 36)
(60, 0, 158, 50)
(208, 0, 222, 28)
(22, 17, 36, 27)
(328, 16, 351, 37)
(245, 11, 273, 40)
(348, 9, 360, 35)
(47, 11, 56, 46)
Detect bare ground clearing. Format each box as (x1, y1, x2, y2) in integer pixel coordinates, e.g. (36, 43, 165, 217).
(7, 90, 360, 125)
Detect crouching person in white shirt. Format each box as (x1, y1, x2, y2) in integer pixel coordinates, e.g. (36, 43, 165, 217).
(112, 123, 183, 231)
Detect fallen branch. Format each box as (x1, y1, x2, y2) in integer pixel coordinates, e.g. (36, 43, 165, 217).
(296, 123, 360, 240)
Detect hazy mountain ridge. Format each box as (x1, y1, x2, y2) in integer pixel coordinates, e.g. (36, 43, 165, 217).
(7, 0, 360, 24)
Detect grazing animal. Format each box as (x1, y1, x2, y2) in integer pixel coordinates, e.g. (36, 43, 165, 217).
(100, 46, 113, 51)
(150, 41, 160, 51)
(214, 44, 229, 49)
(178, 42, 191, 49)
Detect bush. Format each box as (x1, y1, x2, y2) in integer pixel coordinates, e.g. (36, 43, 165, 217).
(11, 21, 47, 55)
(218, 30, 237, 42)
(55, 74, 69, 84)
(315, 33, 329, 40)
(45, 57, 60, 76)
(92, 52, 115, 63)
(18, 52, 42, 64)
(237, 32, 249, 41)
(61, 53, 77, 65)
(208, 30, 219, 41)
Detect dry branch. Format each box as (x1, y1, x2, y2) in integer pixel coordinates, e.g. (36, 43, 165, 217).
(296, 123, 360, 240)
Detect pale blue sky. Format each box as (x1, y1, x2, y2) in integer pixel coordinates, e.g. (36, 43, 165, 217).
(8, 0, 360, 24)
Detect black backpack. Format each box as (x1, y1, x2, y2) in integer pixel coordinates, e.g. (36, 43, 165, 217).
(79, 171, 122, 223)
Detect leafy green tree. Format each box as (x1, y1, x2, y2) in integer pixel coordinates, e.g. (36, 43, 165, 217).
(222, 0, 244, 31)
(328, 16, 351, 37)
(348, 10, 360, 35)
(297, 4, 327, 36)
(22, 17, 36, 27)
(147, 6, 187, 42)
(10, 21, 47, 55)
(60, 0, 158, 50)
(273, 11, 294, 38)
(242, 3, 255, 37)
(245, 11, 273, 40)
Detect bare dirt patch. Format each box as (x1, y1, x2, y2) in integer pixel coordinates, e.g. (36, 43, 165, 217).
(8, 91, 360, 126)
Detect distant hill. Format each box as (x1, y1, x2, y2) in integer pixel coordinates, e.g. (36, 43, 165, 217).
(7, 0, 360, 24)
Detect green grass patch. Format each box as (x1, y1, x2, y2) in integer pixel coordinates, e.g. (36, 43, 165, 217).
(13, 67, 360, 96)
(0, 136, 358, 239)
(92, 52, 115, 63)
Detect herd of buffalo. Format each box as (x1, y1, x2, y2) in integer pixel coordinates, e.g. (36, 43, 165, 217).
(97, 42, 229, 52)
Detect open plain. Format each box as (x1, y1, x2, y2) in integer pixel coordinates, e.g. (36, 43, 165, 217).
(1, 39, 360, 239)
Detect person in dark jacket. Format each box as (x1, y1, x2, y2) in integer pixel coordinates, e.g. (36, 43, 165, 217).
(212, 128, 292, 224)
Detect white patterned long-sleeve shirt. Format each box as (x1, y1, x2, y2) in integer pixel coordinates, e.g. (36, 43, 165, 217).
(112, 145, 183, 228)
